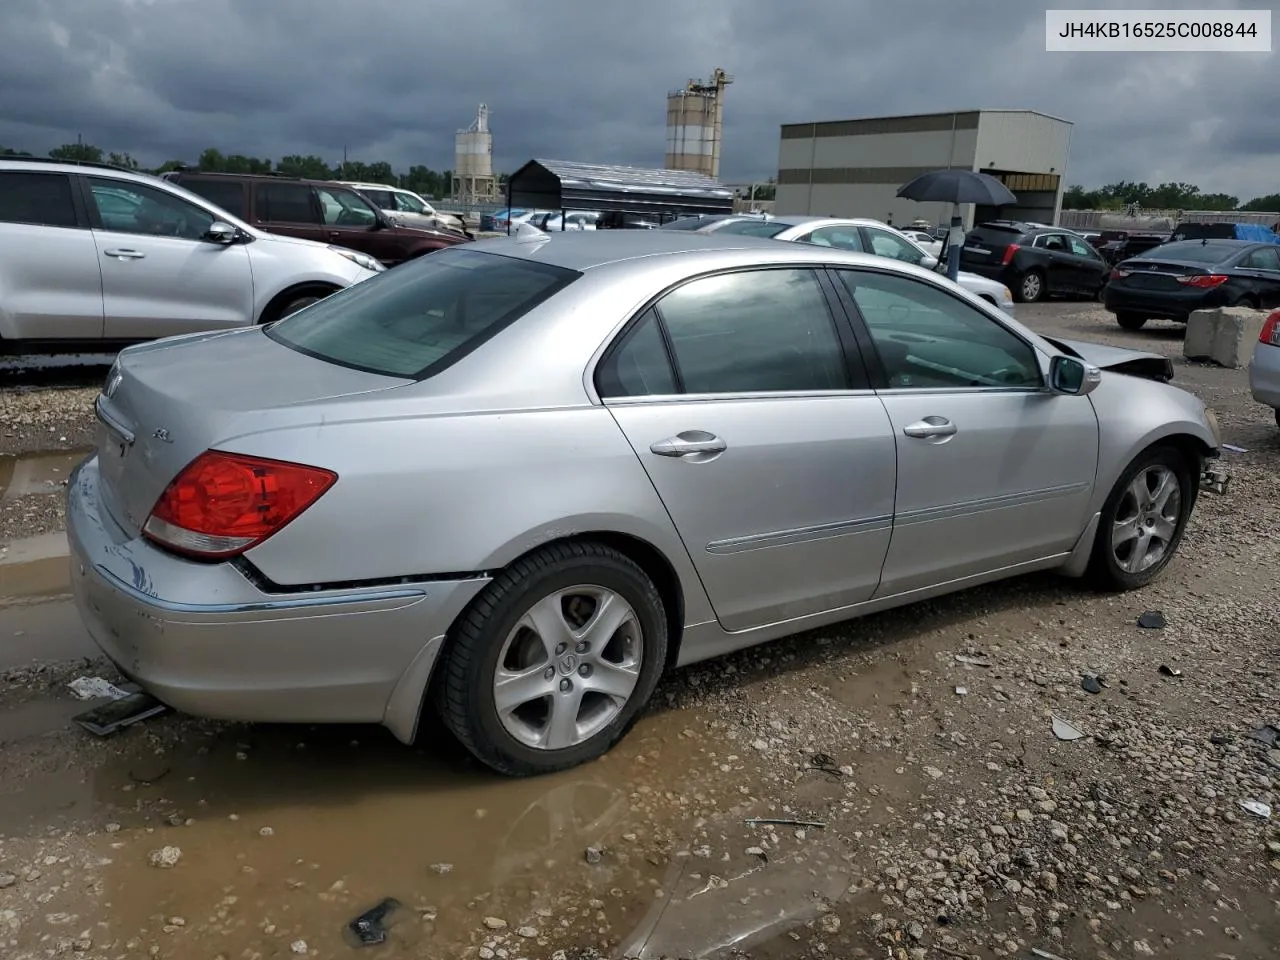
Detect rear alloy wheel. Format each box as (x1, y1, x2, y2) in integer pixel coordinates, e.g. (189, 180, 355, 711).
(1087, 445, 1193, 591)
(436, 542, 667, 776)
(1017, 270, 1046, 303)
(1116, 312, 1147, 331)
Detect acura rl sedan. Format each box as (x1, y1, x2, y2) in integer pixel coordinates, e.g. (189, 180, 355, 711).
(69, 231, 1224, 776)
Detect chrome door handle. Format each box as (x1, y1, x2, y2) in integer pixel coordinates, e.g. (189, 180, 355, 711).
(650, 431, 726, 458)
(103, 249, 145, 260)
(902, 416, 957, 439)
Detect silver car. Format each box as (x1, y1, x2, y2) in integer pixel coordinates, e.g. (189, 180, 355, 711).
(0, 158, 382, 343)
(68, 232, 1224, 777)
(703, 216, 1017, 314)
(1249, 308, 1280, 427)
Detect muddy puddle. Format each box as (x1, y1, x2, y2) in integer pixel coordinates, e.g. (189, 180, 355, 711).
(0, 449, 90, 502)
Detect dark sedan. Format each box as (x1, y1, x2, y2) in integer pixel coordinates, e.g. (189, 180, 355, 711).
(1104, 239, 1280, 330)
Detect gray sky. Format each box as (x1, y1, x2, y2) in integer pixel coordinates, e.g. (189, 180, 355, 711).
(1, 0, 1275, 198)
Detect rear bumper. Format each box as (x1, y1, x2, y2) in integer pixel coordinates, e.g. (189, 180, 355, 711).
(66, 456, 488, 742)
(1249, 342, 1280, 409)
(1103, 284, 1227, 320)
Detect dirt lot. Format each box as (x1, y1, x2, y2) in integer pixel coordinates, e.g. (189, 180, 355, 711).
(1, 303, 1278, 960)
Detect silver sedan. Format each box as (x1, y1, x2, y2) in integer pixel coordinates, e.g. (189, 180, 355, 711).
(68, 232, 1224, 777)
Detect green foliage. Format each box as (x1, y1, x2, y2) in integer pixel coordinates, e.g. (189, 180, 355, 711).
(1063, 180, 1248, 212)
(48, 143, 103, 162)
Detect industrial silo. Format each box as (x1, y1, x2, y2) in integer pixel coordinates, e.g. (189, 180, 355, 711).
(452, 104, 499, 204)
(664, 68, 732, 180)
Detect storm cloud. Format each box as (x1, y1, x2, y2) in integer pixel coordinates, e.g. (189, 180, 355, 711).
(0, 0, 1274, 197)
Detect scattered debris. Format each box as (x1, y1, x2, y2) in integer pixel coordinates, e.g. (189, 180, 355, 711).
(744, 817, 826, 829)
(1051, 714, 1086, 741)
(1239, 800, 1272, 819)
(1031, 948, 1070, 960)
(67, 676, 128, 701)
(346, 897, 401, 946)
(1137, 610, 1167, 629)
(73, 692, 169, 737)
(1247, 725, 1279, 747)
(807, 752, 843, 780)
(584, 846, 602, 864)
(482, 917, 508, 931)
(955, 685, 968, 696)
(1222, 443, 1247, 453)
(430, 862, 453, 875)
(1158, 664, 1182, 678)
(290, 940, 308, 955)
(147, 846, 182, 869)
(955, 654, 992, 667)
(1081, 674, 1104, 695)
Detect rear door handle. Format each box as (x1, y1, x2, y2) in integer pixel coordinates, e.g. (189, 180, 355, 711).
(650, 431, 727, 458)
(103, 249, 145, 260)
(902, 416, 957, 439)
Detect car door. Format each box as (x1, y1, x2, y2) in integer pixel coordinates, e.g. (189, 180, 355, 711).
(253, 180, 327, 243)
(1032, 233, 1076, 293)
(1066, 234, 1108, 293)
(597, 267, 897, 633)
(0, 170, 104, 339)
(83, 176, 254, 340)
(830, 267, 1099, 597)
(1236, 246, 1280, 307)
(314, 185, 401, 264)
(792, 225, 865, 251)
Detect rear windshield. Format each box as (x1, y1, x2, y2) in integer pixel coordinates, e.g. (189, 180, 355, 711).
(1137, 240, 1240, 264)
(714, 219, 789, 238)
(265, 248, 580, 379)
(660, 217, 718, 230)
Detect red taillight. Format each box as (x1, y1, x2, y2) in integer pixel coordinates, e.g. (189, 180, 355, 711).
(143, 451, 337, 559)
(1001, 244, 1019, 265)
(1261, 310, 1280, 346)
(1110, 268, 1131, 280)
(1174, 274, 1229, 288)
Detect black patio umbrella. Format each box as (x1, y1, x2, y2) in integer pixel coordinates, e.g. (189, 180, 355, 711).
(897, 170, 1017, 281)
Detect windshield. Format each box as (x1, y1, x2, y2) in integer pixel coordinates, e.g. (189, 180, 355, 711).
(265, 248, 580, 379)
(713, 219, 789, 238)
(1139, 240, 1241, 264)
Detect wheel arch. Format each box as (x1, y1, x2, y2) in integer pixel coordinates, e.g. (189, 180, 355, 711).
(255, 281, 343, 324)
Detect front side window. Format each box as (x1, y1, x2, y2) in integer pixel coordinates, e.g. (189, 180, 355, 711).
(864, 227, 925, 265)
(596, 309, 678, 398)
(87, 177, 214, 240)
(837, 270, 1042, 390)
(316, 187, 379, 227)
(256, 182, 319, 224)
(654, 268, 849, 394)
(800, 226, 864, 251)
(394, 193, 429, 214)
(0, 172, 78, 228)
(1242, 247, 1280, 271)
(1067, 236, 1097, 259)
(266, 248, 579, 379)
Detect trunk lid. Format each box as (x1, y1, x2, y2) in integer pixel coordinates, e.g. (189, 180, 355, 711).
(960, 226, 1022, 267)
(95, 327, 409, 537)
(1113, 257, 1205, 291)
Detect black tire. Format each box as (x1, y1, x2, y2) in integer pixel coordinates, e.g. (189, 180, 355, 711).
(279, 295, 323, 318)
(1016, 270, 1046, 303)
(1274, 408, 1280, 430)
(1086, 444, 1195, 592)
(259, 284, 339, 324)
(435, 541, 668, 777)
(1232, 295, 1260, 309)
(1116, 312, 1147, 331)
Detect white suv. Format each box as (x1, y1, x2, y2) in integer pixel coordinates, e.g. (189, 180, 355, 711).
(339, 182, 463, 232)
(0, 158, 382, 345)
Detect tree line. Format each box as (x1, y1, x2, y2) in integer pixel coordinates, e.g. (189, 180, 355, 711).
(1063, 180, 1280, 213)
(0, 141, 511, 201)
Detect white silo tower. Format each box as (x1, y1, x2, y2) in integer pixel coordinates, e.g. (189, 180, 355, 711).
(453, 104, 498, 203)
(664, 68, 732, 180)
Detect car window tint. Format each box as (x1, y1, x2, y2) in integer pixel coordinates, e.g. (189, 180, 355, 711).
(1067, 236, 1095, 258)
(801, 226, 863, 251)
(596, 308, 678, 398)
(256, 182, 319, 223)
(316, 187, 379, 227)
(87, 178, 214, 241)
(865, 228, 924, 264)
(179, 179, 247, 219)
(0, 172, 78, 228)
(266, 248, 579, 379)
(395, 193, 428, 213)
(361, 189, 394, 208)
(1242, 247, 1280, 270)
(655, 269, 848, 394)
(836, 270, 1041, 390)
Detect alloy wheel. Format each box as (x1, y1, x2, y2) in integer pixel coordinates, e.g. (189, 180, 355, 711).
(493, 586, 644, 750)
(1110, 465, 1182, 574)
(1021, 272, 1043, 302)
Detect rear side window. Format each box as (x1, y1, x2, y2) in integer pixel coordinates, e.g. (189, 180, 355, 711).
(266, 248, 579, 379)
(177, 178, 247, 219)
(0, 172, 78, 228)
(596, 309, 678, 397)
(256, 182, 319, 223)
(361, 189, 394, 208)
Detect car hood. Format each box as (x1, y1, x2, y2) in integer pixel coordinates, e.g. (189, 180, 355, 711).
(1042, 336, 1173, 381)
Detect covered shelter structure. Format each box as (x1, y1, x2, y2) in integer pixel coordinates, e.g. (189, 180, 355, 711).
(504, 159, 734, 228)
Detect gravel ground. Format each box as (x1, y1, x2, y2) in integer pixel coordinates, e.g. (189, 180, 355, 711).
(0, 304, 1277, 959)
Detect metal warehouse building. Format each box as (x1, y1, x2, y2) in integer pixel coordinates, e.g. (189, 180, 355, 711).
(775, 109, 1073, 229)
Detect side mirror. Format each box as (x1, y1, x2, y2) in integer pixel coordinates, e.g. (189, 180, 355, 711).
(1049, 355, 1102, 396)
(920, 255, 939, 270)
(202, 221, 238, 245)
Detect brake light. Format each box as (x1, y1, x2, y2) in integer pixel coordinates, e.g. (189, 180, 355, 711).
(1174, 274, 1229, 288)
(1001, 244, 1019, 265)
(143, 451, 337, 559)
(1110, 268, 1131, 280)
(1261, 310, 1280, 346)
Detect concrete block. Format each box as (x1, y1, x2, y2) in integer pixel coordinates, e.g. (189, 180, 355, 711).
(1183, 307, 1267, 368)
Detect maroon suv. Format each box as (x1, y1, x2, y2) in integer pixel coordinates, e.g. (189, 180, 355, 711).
(161, 171, 468, 266)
